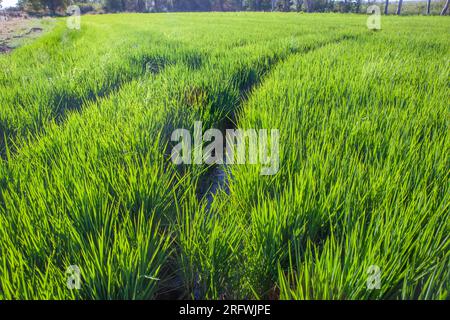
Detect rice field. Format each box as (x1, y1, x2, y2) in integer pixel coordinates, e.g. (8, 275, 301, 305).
(0, 13, 449, 300)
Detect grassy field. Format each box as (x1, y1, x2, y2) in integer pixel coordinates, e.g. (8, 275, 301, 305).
(0, 13, 448, 300)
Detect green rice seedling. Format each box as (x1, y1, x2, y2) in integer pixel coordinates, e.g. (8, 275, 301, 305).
(0, 13, 448, 300)
(211, 19, 449, 299)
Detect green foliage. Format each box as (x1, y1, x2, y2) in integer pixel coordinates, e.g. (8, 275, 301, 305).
(223, 27, 449, 299)
(103, 0, 124, 12)
(0, 13, 448, 300)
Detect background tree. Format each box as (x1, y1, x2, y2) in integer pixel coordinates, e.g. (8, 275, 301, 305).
(18, 0, 444, 14)
(43, 0, 68, 14)
(217, 0, 224, 10)
(305, 0, 311, 12)
(234, 0, 243, 10)
(251, 0, 261, 11)
(396, 0, 403, 15)
(355, 0, 362, 13)
(18, 0, 69, 13)
(104, 0, 124, 12)
(442, 0, 449, 15)
(136, 0, 146, 12)
(282, 0, 291, 11)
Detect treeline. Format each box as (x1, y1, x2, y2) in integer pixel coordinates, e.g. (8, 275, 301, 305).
(17, 0, 362, 13)
(15, 0, 450, 15)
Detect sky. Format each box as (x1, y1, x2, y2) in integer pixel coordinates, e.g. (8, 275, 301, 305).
(2, 0, 18, 8)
